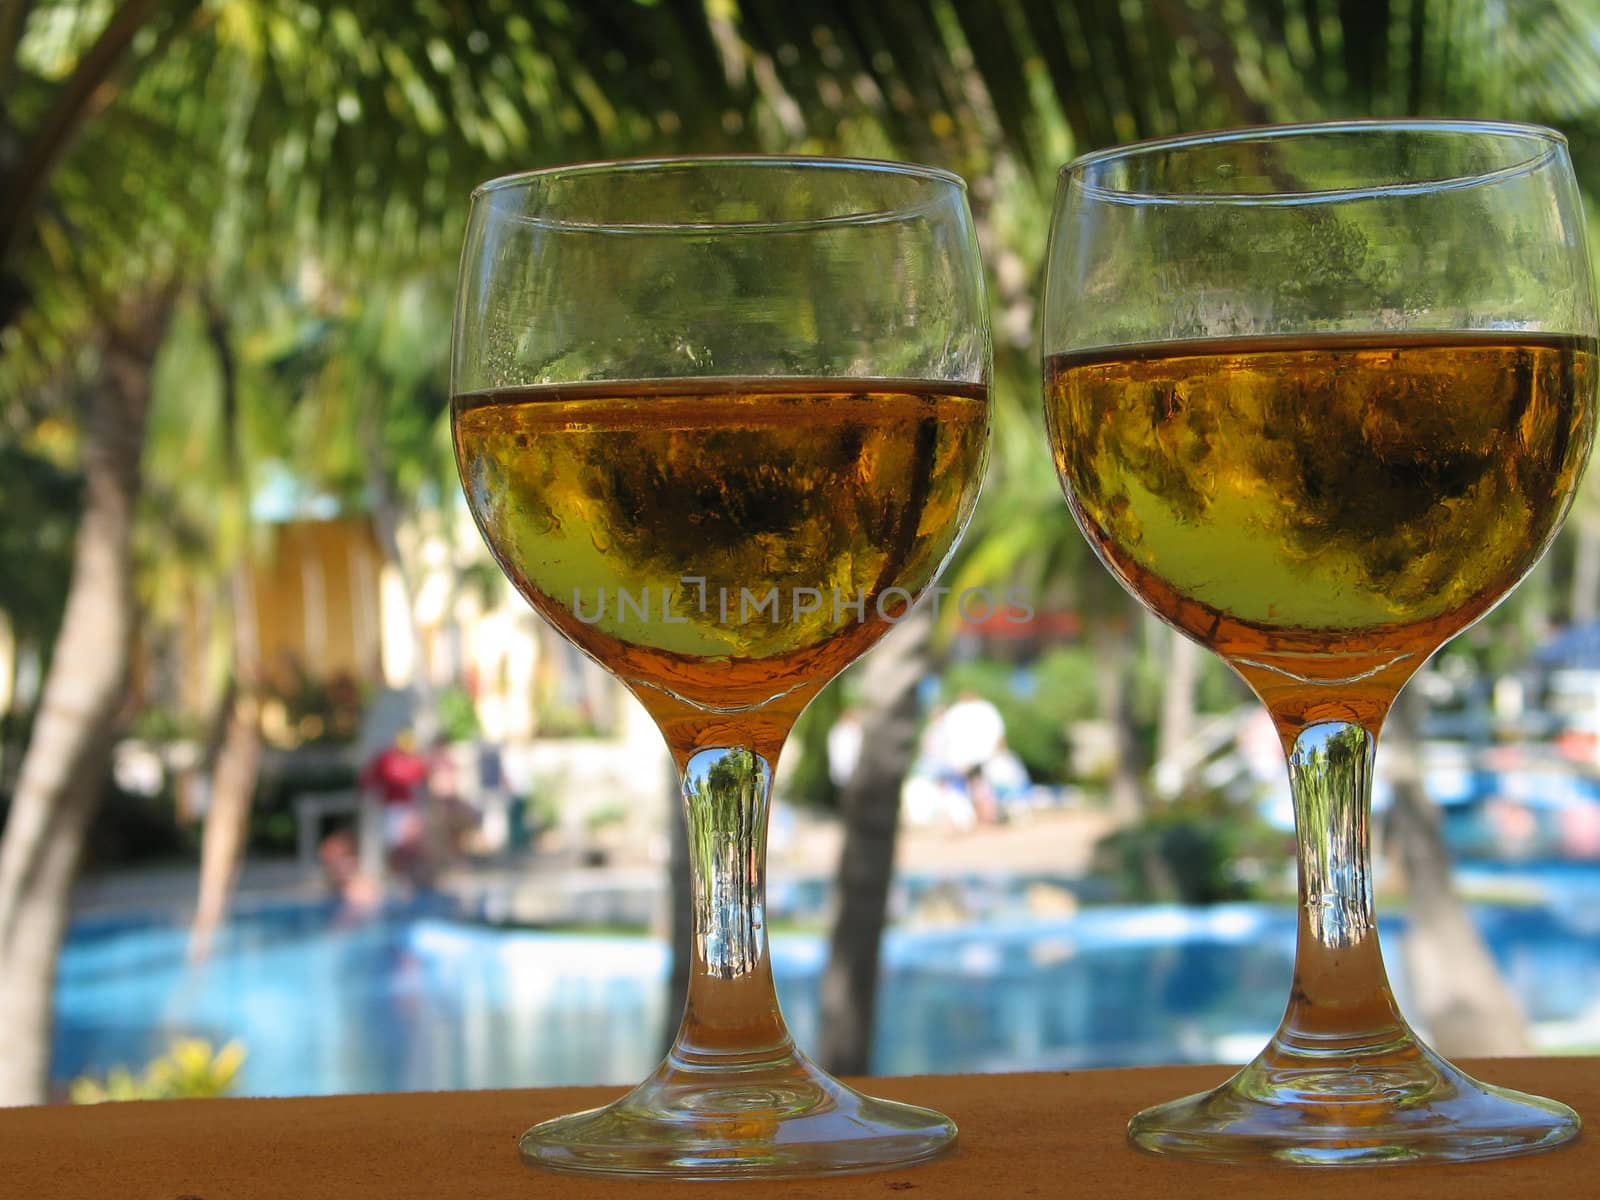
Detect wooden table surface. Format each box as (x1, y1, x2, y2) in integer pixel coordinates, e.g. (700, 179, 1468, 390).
(2, 1058, 1593, 1198)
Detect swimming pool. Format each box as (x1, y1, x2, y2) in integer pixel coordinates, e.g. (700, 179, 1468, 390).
(53, 885, 1600, 1097)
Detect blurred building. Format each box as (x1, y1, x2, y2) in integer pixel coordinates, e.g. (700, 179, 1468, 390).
(248, 517, 385, 693)
(240, 511, 667, 851)
(234, 510, 628, 748)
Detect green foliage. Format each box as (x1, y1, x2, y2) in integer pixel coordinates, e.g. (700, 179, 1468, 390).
(519, 787, 562, 838)
(531, 703, 604, 739)
(127, 707, 206, 743)
(1094, 790, 1286, 905)
(435, 685, 480, 743)
(70, 1038, 246, 1103)
(0, 443, 77, 645)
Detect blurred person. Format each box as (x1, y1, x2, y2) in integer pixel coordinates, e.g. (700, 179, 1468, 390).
(361, 729, 431, 884)
(318, 828, 381, 918)
(982, 738, 1033, 816)
(901, 769, 976, 831)
(1559, 802, 1600, 860)
(932, 690, 1007, 823)
(427, 736, 457, 799)
(428, 736, 480, 863)
(475, 740, 511, 854)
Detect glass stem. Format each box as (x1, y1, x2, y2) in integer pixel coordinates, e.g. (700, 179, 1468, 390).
(671, 745, 792, 1064)
(1276, 721, 1410, 1057)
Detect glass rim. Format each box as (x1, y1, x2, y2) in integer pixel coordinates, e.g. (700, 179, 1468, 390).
(1060, 118, 1568, 207)
(469, 154, 967, 233)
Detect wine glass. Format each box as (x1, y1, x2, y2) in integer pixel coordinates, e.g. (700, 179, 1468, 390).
(450, 157, 990, 1177)
(1042, 120, 1595, 1164)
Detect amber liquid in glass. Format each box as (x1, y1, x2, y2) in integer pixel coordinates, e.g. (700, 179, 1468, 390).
(1046, 332, 1596, 727)
(453, 377, 988, 746)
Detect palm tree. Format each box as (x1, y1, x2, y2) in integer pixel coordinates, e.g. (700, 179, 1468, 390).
(0, 0, 200, 1106)
(0, 0, 800, 1106)
(0, 0, 1010, 1105)
(0, 280, 175, 1100)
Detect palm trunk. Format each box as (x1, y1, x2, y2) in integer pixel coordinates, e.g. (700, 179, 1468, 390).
(188, 670, 261, 963)
(1385, 690, 1532, 1055)
(818, 604, 933, 1076)
(0, 289, 170, 1104)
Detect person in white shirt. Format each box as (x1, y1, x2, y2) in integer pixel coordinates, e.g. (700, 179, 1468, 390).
(934, 691, 1006, 823)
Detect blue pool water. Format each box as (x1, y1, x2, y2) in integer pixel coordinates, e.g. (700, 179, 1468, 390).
(54, 886, 1600, 1097)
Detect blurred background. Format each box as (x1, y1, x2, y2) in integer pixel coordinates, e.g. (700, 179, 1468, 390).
(4, 0, 1600, 1107)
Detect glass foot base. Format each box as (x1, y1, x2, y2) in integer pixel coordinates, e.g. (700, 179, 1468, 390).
(1130, 1034, 1581, 1165)
(519, 1046, 957, 1179)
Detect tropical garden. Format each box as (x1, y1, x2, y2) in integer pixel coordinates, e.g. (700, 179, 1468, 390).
(4, 0, 1600, 1106)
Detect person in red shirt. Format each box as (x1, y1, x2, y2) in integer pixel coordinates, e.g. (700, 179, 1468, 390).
(361, 730, 430, 878)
